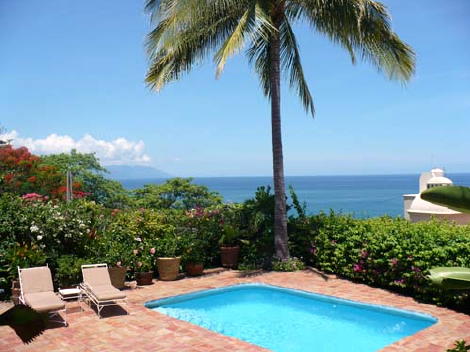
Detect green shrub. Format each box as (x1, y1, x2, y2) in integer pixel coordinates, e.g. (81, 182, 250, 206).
(447, 340, 470, 352)
(181, 235, 207, 265)
(237, 186, 278, 269)
(55, 255, 91, 287)
(133, 177, 222, 210)
(0, 243, 47, 298)
(272, 257, 305, 272)
(289, 212, 470, 308)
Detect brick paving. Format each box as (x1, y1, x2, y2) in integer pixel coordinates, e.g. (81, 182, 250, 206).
(0, 268, 469, 352)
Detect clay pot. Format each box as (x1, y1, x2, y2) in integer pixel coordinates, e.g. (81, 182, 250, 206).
(220, 246, 240, 268)
(108, 266, 127, 289)
(156, 257, 181, 281)
(185, 263, 204, 277)
(135, 271, 153, 286)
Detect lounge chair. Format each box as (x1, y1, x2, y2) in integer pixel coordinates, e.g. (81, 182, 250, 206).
(17, 266, 67, 326)
(80, 264, 128, 318)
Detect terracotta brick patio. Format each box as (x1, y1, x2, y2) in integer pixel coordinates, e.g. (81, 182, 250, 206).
(1, 269, 469, 352)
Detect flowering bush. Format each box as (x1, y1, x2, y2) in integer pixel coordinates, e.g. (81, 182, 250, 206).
(272, 257, 305, 272)
(131, 246, 157, 273)
(289, 212, 470, 308)
(0, 194, 105, 297)
(0, 145, 74, 198)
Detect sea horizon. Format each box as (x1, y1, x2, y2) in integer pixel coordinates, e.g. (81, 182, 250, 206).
(117, 173, 470, 219)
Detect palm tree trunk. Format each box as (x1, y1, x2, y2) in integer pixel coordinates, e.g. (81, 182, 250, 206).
(270, 15, 289, 260)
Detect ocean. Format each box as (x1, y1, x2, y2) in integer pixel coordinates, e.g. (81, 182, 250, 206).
(119, 174, 470, 218)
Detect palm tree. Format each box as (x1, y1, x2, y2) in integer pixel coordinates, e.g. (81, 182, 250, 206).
(144, 0, 415, 260)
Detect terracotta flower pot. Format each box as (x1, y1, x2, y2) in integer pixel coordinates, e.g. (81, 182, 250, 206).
(135, 271, 153, 286)
(185, 263, 204, 277)
(220, 246, 240, 268)
(108, 266, 127, 289)
(157, 257, 181, 281)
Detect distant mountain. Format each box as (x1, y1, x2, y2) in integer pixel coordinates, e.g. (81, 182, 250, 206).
(105, 165, 171, 180)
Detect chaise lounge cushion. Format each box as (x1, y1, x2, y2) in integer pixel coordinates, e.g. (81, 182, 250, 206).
(23, 292, 65, 313)
(86, 284, 126, 301)
(82, 266, 112, 287)
(20, 267, 54, 294)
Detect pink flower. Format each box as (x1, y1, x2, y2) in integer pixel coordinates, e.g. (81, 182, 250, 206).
(21, 193, 43, 201)
(353, 264, 363, 272)
(116, 261, 122, 267)
(360, 250, 369, 258)
(390, 258, 398, 266)
(149, 247, 156, 255)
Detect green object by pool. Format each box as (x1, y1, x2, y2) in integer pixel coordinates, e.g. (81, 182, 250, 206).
(428, 267, 470, 290)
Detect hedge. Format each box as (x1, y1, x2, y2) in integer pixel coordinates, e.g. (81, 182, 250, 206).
(290, 212, 470, 308)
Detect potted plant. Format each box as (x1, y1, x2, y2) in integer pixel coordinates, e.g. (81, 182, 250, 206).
(105, 246, 130, 289)
(219, 225, 240, 268)
(108, 263, 128, 289)
(132, 247, 155, 286)
(156, 230, 181, 281)
(182, 237, 206, 277)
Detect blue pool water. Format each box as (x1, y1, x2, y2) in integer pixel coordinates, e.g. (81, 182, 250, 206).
(145, 284, 437, 352)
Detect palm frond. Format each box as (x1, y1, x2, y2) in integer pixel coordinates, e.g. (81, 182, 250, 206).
(280, 16, 314, 116)
(293, 0, 415, 82)
(214, 2, 274, 77)
(145, 0, 248, 90)
(247, 32, 272, 98)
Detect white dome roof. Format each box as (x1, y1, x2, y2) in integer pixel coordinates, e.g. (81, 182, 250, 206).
(427, 176, 453, 185)
(408, 195, 459, 215)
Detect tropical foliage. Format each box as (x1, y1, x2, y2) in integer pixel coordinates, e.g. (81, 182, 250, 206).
(1, 182, 469, 311)
(144, 0, 416, 261)
(0, 146, 65, 198)
(289, 211, 470, 307)
(0, 146, 468, 310)
(133, 177, 222, 209)
(41, 149, 131, 208)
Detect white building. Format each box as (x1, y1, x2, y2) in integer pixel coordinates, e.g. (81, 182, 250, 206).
(403, 168, 470, 224)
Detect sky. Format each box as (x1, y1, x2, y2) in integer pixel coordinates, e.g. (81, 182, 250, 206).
(1, 0, 469, 177)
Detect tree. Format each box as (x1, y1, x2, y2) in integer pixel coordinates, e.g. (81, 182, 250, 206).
(0, 146, 64, 197)
(41, 149, 106, 175)
(133, 177, 222, 209)
(144, 0, 415, 259)
(41, 150, 131, 208)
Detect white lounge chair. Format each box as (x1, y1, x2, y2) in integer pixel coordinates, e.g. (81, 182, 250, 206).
(17, 265, 67, 326)
(80, 264, 128, 318)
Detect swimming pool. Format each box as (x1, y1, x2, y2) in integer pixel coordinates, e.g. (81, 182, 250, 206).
(145, 283, 437, 352)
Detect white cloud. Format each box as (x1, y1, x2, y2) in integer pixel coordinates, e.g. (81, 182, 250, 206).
(0, 130, 151, 165)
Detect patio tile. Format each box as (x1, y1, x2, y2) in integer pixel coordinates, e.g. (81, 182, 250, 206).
(0, 269, 469, 351)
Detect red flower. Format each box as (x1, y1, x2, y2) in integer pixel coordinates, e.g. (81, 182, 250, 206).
(3, 173, 14, 182)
